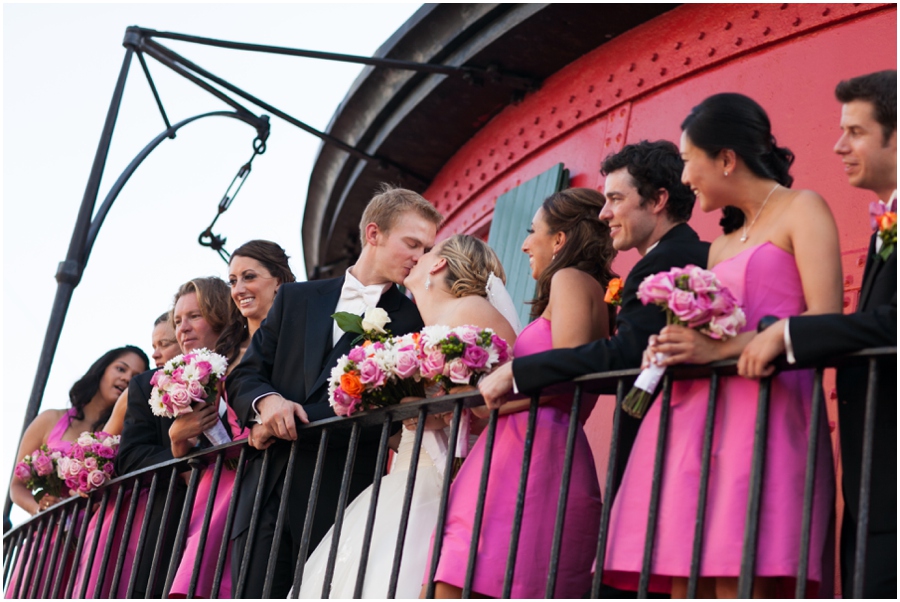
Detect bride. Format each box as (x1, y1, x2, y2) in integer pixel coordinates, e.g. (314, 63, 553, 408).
(298, 234, 519, 599)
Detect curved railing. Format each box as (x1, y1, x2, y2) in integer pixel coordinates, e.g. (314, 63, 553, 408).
(3, 347, 895, 598)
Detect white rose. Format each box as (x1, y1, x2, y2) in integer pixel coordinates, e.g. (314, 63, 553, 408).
(77, 432, 95, 448)
(361, 307, 391, 334)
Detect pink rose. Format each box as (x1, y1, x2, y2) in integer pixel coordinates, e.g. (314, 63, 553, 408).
(358, 359, 386, 388)
(155, 373, 171, 390)
(150, 371, 160, 387)
(186, 379, 207, 401)
(96, 445, 116, 460)
(102, 462, 115, 476)
(446, 358, 472, 385)
(686, 266, 720, 294)
(332, 389, 361, 417)
(707, 308, 746, 340)
(182, 353, 196, 364)
(394, 349, 420, 379)
(194, 361, 213, 381)
(88, 470, 107, 489)
(371, 342, 385, 352)
(68, 459, 84, 477)
(709, 287, 738, 316)
(83, 457, 99, 472)
(65, 475, 79, 491)
(77, 471, 91, 492)
(348, 346, 366, 363)
(14, 462, 32, 481)
(491, 335, 510, 363)
(56, 457, 69, 479)
(169, 386, 192, 409)
(461, 345, 489, 370)
(33, 452, 54, 477)
(420, 349, 445, 380)
(638, 272, 675, 305)
(667, 289, 711, 325)
(70, 445, 85, 461)
(457, 327, 478, 345)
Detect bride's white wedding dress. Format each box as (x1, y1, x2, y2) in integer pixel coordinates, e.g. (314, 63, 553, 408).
(297, 426, 448, 599)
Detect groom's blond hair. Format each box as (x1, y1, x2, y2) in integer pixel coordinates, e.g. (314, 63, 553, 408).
(359, 184, 443, 246)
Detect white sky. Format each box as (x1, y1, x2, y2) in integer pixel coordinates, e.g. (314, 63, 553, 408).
(2, 2, 422, 526)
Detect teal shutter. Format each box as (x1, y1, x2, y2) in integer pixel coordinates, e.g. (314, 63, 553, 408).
(487, 164, 569, 328)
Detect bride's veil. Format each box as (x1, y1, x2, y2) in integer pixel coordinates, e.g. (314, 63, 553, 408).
(486, 271, 523, 334)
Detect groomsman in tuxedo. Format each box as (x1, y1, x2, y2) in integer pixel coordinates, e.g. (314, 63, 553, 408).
(741, 70, 896, 598)
(480, 140, 709, 489)
(226, 187, 442, 597)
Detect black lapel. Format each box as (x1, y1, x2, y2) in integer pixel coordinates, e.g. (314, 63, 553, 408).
(303, 277, 344, 398)
(858, 233, 881, 311)
(305, 284, 405, 402)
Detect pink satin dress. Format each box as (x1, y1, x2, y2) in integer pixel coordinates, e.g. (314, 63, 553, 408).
(429, 317, 603, 598)
(603, 243, 834, 596)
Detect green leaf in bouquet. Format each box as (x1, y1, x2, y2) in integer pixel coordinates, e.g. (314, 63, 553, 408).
(332, 312, 364, 335)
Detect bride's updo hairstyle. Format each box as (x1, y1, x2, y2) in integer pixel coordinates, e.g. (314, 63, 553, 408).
(681, 93, 794, 234)
(170, 276, 246, 365)
(530, 187, 617, 321)
(438, 234, 507, 298)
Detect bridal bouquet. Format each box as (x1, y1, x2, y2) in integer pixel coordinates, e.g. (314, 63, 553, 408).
(56, 431, 119, 496)
(328, 333, 426, 416)
(622, 265, 745, 418)
(15, 445, 66, 504)
(417, 325, 510, 391)
(149, 348, 231, 445)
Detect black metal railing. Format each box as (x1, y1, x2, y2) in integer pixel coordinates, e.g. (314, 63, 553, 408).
(3, 347, 895, 598)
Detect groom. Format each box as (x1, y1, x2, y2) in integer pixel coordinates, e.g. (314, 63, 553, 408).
(227, 186, 442, 598)
(740, 70, 896, 598)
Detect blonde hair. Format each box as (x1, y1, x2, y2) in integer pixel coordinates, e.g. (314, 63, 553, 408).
(438, 234, 506, 298)
(358, 184, 443, 246)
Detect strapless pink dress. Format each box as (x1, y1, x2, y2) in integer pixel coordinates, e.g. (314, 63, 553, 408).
(603, 243, 834, 596)
(430, 317, 603, 598)
(7, 408, 77, 599)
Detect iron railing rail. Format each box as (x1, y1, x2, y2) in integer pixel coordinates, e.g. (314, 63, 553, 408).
(4, 346, 895, 598)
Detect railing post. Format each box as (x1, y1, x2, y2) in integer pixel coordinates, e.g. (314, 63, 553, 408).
(852, 358, 879, 599)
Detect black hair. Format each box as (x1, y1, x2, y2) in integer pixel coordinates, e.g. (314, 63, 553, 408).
(69, 345, 150, 431)
(835, 70, 897, 144)
(681, 93, 794, 234)
(601, 140, 696, 223)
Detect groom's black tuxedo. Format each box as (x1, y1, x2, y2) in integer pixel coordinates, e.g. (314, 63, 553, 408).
(790, 233, 897, 598)
(226, 277, 423, 598)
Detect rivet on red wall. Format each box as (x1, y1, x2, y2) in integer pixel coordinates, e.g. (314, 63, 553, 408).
(724, 21, 733, 30)
(793, 17, 801, 26)
(752, 9, 760, 19)
(763, 26, 771, 35)
(735, 37, 743, 46)
(651, 52, 659, 62)
(708, 48, 716, 57)
(675, 41, 682, 50)
(595, 99, 603, 107)
(569, 95, 576, 103)
(698, 31, 706, 40)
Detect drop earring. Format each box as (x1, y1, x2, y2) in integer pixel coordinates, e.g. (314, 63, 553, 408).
(724, 171, 729, 177)
(425, 276, 431, 291)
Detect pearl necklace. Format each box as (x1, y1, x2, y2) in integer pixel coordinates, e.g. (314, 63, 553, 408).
(740, 183, 780, 243)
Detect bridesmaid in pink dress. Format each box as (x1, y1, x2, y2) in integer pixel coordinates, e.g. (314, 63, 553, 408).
(7, 346, 148, 598)
(432, 188, 617, 598)
(603, 94, 841, 597)
(72, 315, 180, 598)
(167, 240, 295, 598)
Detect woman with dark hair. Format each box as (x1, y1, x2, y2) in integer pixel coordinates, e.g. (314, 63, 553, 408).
(9, 346, 148, 515)
(168, 251, 295, 598)
(431, 188, 617, 598)
(603, 93, 840, 598)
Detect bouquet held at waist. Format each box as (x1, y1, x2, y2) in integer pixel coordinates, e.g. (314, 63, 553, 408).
(148, 348, 231, 446)
(622, 265, 746, 419)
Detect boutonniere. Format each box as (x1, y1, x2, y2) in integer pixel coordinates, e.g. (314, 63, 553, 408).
(876, 211, 896, 261)
(332, 307, 392, 344)
(604, 277, 624, 306)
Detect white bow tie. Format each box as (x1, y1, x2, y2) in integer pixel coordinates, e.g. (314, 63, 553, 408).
(340, 279, 385, 309)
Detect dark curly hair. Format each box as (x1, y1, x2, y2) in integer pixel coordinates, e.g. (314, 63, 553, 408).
(835, 70, 897, 144)
(601, 140, 696, 223)
(681, 93, 794, 234)
(529, 188, 618, 331)
(69, 346, 149, 431)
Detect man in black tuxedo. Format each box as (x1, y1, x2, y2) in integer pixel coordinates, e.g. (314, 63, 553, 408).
(480, 140, 709, 493)
(226, 187, 442, 598)
(741, 70, 896, 598)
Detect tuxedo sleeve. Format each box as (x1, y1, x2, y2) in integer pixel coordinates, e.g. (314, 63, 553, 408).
(117, 372, 173, 475)
(789, 293, 897, 364)
(513, 256, 668, 394)
(227, 286, 287, 428)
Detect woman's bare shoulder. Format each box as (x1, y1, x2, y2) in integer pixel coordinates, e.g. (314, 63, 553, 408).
(550, 267, 604, 296)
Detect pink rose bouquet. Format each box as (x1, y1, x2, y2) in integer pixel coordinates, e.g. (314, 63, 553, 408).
(56, 431, 120, 496)
(15, 445, 66, 505)
(622, 265, 746, 418)
(416, 325, 509, 391)
(149, 348, 231, 445)
(328, 333, 427, 417)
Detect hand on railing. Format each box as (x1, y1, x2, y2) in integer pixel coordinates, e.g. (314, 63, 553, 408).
(255, 394, 309, 445)
(477, 362, 514, 409)
(737, 317, 787, 379)
(247, 422, 277, 450)
(646, 325, 727, 366)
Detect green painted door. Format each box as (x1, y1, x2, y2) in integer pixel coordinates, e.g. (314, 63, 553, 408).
(487, 164, 569, 328)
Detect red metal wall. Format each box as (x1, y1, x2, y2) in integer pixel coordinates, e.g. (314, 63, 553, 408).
(421, 2, 896, 520)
